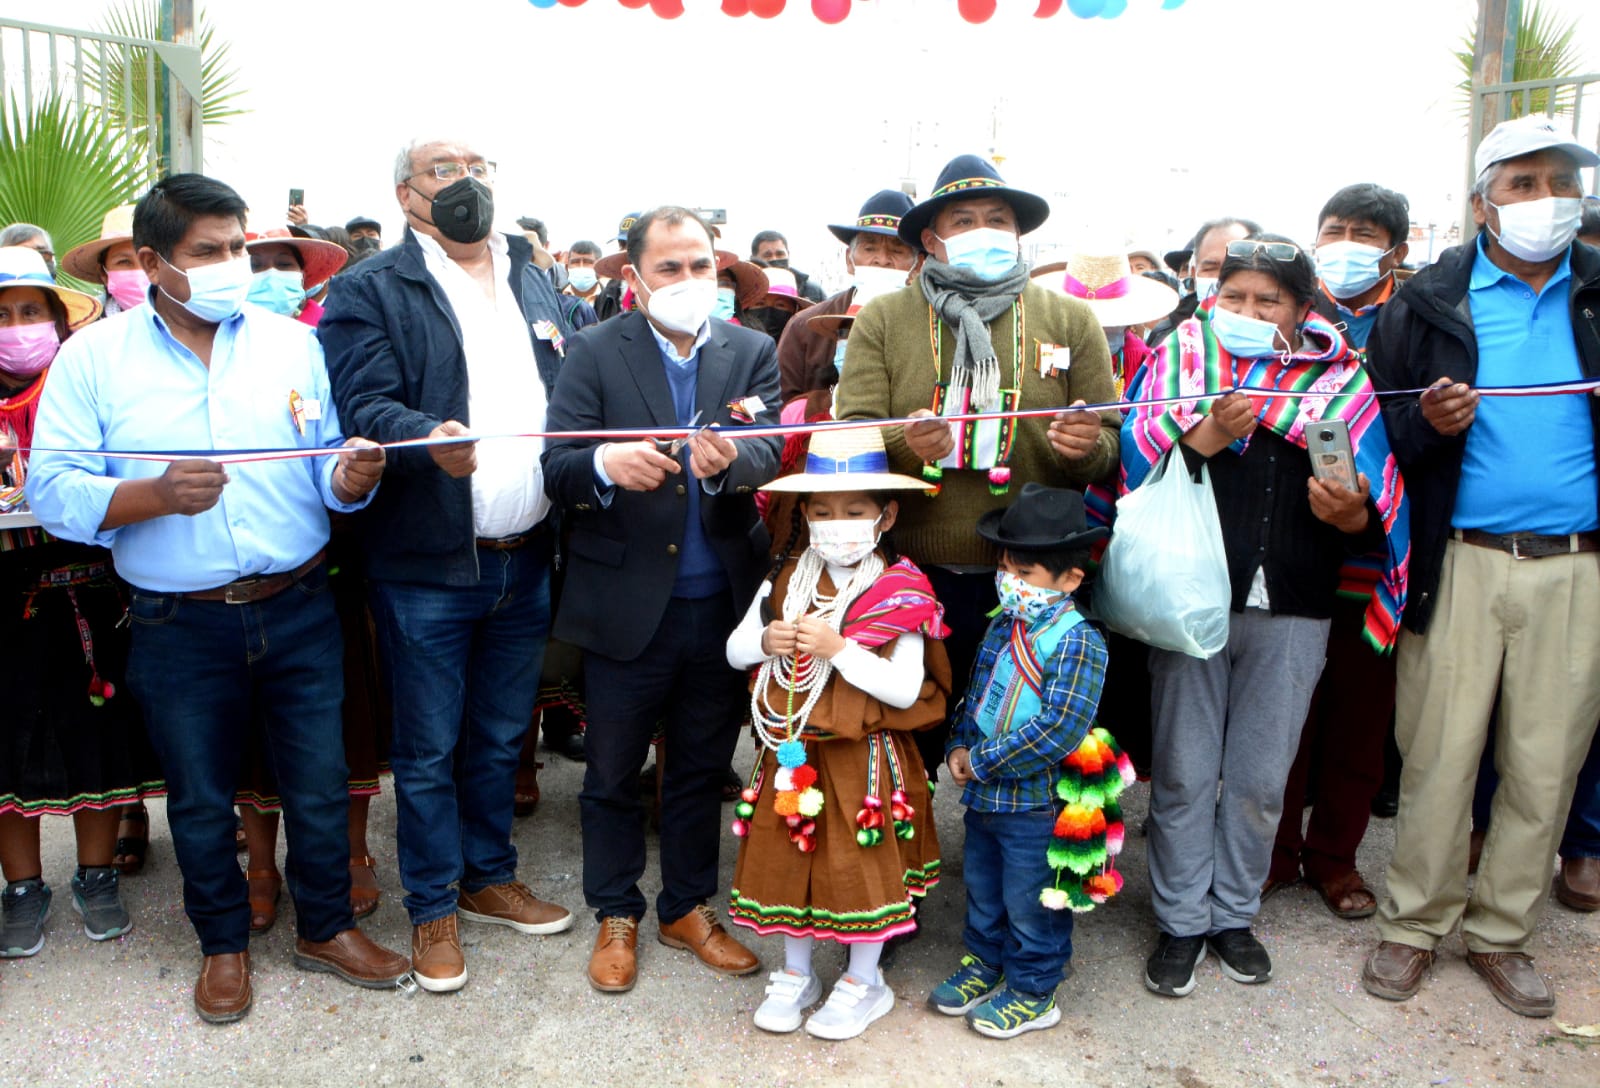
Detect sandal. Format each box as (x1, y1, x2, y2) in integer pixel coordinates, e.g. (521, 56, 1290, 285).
(513, 761, 543, 818)
(1312, 869, 1377, 920)
(113, 805, 150, 876)
(247, 868, 283, 934)
(1260, 874, 1298, 903)
(349, 855, 380, 919)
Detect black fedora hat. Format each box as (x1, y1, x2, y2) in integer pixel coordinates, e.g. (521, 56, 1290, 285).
(828, 189, 916, 246)
(898, 154, 1050, 252)
(976, 483, 1109, 551)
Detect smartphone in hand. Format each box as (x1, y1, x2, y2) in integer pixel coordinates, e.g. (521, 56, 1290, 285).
(288, 188, 304, 208)
(1307, 417, 1357, 492)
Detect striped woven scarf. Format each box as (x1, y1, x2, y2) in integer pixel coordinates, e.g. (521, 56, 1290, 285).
(841, 556, 950, 649)
(1120, 309, 1410, 652)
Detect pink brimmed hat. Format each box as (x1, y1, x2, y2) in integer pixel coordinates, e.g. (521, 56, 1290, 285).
(1032, 248, 1178, 328)
(246, 229, 348, 289)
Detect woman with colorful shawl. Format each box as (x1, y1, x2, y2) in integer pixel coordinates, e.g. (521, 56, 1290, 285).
(726, 426, 951, 1040)
(1120, 235, 1409, 1000)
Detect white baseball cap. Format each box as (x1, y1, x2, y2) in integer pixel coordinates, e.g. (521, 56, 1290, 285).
(1474, 114, 1599, 180)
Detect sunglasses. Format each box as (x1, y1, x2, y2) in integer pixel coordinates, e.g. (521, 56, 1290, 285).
(1227, 240, 1301, 262)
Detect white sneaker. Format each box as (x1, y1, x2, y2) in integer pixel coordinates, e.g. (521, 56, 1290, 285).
(803, 971, 895, 1040)
(753, 969, 823, 1033)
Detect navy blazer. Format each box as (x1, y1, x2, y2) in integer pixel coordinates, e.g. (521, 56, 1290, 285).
(542, 311, 783, 661)
(319, 228, 571, 587)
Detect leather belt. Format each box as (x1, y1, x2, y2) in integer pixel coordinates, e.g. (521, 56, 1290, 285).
(1456, 529, 1600, 560)
(179, 550, 326, 604)
(476, 524, 549, 552)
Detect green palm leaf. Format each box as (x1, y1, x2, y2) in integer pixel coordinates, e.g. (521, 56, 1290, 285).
(0, 91, 148, 290)
(1455, 0, 1585, 119)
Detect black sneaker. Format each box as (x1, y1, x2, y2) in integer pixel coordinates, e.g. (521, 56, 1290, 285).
(1144, 932, 1205, 997)
(1209, 928, 1272, 984)
(1, 878, 51, 958)
(71, 866, 132, 942)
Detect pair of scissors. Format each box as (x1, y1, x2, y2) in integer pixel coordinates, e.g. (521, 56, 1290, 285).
(656, 409, 707, 456)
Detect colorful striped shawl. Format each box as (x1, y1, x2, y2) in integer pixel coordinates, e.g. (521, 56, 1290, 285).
(1120, 309, 1410, 652)
(841, 556, 951, 648)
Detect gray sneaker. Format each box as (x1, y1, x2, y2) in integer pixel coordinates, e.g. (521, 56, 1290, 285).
(71, 867, 131, 942)
(1, 879, 52, 957)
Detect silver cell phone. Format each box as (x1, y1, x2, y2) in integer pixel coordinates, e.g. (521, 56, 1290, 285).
(1306, 417, 1357, 492)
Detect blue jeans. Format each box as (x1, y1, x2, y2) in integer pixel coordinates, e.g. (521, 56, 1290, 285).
(961, 806, 1074, 996)
(125, 564, 352, 954)
(368, 545, 550, 924)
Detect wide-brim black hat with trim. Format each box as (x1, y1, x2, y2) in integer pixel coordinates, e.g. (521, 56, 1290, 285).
(976, 482, 1108, 551)
(828, 189, 916, 246)
(898, 154, 1050, 252)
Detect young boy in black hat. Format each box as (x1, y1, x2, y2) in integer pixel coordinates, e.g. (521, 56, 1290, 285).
(929, 483, 1110, 1038)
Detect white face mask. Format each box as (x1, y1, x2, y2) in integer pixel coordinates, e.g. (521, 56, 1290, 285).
(1487, 196, 1582, 263)
(635, 273, 718, 335)
(807, 515, 882, 568)
(1315, 240, 1393, 300)
(160, 254, 253, 324)
(850, 264, 908, 307)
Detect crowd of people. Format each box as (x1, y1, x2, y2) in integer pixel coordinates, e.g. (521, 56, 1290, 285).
(2, 113, 1599, 1041)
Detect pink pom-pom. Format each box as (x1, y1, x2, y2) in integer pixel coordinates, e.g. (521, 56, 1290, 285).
(740, 788, 759, 804)
(785, 814, 802, 829)
(863, 795, 882, 810)
(731, 819, 749, 837)
(890, 790, 908, 805)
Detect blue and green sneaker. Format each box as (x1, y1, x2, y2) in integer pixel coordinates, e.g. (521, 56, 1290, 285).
(966, 987, 1061, 1039)
(927, 953, 1004, 1016)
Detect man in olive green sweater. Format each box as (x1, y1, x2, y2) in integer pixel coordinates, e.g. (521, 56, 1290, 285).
(833, 154, 1120, 776)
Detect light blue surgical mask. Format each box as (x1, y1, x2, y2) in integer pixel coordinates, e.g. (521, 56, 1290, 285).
(711, 285, 737, 321)
(1314, 241, 1392, 300)
(832, 337, 848, 375)
(937, 227, 1020, 282)
(246, 269, 307, 317)
(1210, 304, 1290, 359)
(160, 254, 253, 324)
(567, 266, 598, 293)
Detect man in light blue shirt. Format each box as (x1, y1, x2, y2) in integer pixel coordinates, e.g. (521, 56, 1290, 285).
(26, 174, 409, 1025)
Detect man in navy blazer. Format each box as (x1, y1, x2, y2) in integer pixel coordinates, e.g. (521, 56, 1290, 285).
(542, 206, 782, 993)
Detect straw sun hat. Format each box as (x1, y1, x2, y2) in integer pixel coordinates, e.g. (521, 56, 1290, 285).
(760, 425, 934, 494)
(0, 246, 102, 328)
(1032, 248, 1178, 328)
(60, 204, 136, 282)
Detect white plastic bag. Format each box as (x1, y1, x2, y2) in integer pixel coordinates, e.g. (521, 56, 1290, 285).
(1094, 449, 1231, 658)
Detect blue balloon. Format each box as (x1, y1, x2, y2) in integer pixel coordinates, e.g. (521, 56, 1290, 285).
(527, 0, 559, 8)
(1101, 0, 1127, 16)
(1066, 0, 1106, 18)
(1162, 0, 1187, 9)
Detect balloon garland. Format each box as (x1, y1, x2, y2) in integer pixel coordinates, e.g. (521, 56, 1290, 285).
(526, 0, 1188, 24)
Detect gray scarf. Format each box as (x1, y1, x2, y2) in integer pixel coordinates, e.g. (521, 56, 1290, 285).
(920, 257, 1032, 412)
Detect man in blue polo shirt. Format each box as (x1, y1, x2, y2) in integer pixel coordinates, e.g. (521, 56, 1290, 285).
(1361, 116, 1600, 1018)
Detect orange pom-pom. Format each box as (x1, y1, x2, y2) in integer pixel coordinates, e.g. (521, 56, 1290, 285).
(773, 791, 800, 817)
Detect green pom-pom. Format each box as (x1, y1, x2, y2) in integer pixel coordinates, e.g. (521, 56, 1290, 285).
(857, 829, 873, 847)
(735, 802, 754, 819)
(897, 824, 914, 841)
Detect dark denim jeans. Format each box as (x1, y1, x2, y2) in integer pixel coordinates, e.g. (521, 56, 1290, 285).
(368, 545, 550, 925)
(961, 806, 1075, 996)
(125, 564, 352, 954)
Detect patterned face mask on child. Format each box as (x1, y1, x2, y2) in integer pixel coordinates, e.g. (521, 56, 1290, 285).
(995, 570, 1066, 622)
(808, 515, 882, 568)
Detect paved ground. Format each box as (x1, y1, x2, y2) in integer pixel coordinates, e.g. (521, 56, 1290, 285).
(2, 746, 1597, 1088)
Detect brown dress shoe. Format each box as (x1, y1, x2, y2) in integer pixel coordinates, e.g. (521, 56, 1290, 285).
(411, 914, 468, 993)
(195, 951, 252, 1024)
(1467, 951, 1555, 1017)
(458, 881, 574, 935)
(294, 929, 411, 989)
(1555, 856, 1600, 912)
(657, 904, 760, 977)
(588, 916, 639, 993)
(1360, 941, 1434, 1001)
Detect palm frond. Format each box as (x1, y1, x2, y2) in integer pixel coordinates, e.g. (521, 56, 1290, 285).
(1454, 0, 1585, 119)
(0, 91, 148, 269)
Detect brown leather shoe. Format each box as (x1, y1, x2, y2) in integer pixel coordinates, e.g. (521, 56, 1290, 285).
(588, 915, 639, 993)
(1467, 950, 1555, 1017)
(411, 914, 468, 993)
(1360, 941, 1434, 1002)
(195, 951, 252, 1024)
(657, 904, 760, 977)
(294, 929, 411, 989)
(1555, 856, 1600, 912)
(458, 881, 574, 935)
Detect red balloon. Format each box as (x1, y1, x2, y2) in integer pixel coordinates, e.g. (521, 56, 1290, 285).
(958, 0, 997, 23)
(1034, 0, 1062, 15)
(556, 0, 587, 6)
(618, 0, 649, 8)
(812, 0, 850, 22)
(649, 0, 684, 14)
(721, 0, 750, 12)
(749, 0, 785, 17)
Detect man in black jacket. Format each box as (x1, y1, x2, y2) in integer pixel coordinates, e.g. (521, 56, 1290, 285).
(1361, 115, 1600, 1018)
(542, 206, 781, 995)
(320, 138, 576, 996)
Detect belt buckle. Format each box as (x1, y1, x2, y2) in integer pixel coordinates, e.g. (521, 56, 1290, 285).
(223, 579, 259, 605)
(1509, 534, 1528, 561)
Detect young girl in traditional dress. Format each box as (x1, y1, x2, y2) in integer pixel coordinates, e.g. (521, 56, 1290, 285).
(726, 426, 950, 1040)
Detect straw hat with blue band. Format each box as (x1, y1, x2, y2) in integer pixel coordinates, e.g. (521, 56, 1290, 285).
(897, 154, 1050, 252)
(760, 426, 934, 493)
(0, 246, 102, 329)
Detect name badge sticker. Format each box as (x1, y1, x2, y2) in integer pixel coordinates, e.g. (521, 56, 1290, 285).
(1037, 342, 1070, 378)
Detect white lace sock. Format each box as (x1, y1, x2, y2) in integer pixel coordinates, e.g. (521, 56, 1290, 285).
(785, 935, 815, 976)
(847, 939, 885, 984)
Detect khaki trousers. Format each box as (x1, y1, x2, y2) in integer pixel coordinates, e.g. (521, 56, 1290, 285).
(1377, 538, 1600, 952)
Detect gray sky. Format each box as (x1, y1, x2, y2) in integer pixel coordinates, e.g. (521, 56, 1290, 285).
(10, 0, 1600, 289)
